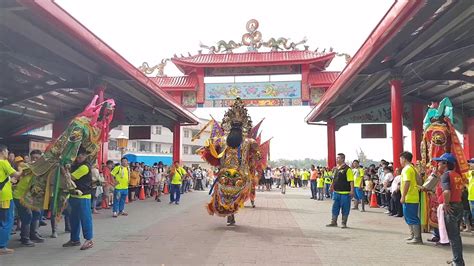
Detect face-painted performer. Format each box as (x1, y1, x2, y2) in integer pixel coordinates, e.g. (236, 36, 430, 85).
(198, 98, 260, 225)
(420, 97, 469, 232)
(18, 94, 115, 220)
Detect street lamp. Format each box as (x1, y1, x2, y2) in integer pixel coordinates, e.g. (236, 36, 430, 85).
(116, 132, 129, 158)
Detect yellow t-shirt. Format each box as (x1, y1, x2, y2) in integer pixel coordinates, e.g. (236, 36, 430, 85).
(324, 176, 332, 184)
(302, 171, 310, 181)
(353, 168, 363, 188)
(70, 164, 91, 199)
(171, 167, 186, 185)
(0, 159, 16, 204)
(401, 165, 419, 203)
(13, 174, 32, 200)
(317, 177, 324, 188)
(468, 171, 474, 201)
(112, 165, 129, 190)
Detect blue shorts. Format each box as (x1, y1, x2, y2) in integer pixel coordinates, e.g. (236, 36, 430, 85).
(354, 188, 364, 201)
(403, 203, 420, 225)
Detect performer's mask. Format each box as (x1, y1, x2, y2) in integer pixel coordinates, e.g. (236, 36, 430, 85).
(217, 168, 246, 201)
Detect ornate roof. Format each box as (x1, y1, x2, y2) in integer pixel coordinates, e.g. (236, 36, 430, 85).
(172, 51, 336, 74)
(150, 76, 197, 90)
(308, 71, 340, 87)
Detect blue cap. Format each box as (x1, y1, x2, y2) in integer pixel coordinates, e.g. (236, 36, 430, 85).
(432, 153, 457, 164)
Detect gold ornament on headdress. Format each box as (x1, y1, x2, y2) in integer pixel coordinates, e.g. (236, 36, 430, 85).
(221, 98, 252, 134)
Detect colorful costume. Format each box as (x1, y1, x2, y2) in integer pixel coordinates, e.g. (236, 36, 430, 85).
(197, 98, 262, 224)
(19, 95, 115, 219)
(420, 97, 469, 232)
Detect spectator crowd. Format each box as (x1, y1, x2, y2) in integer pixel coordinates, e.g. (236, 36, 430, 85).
(1, 144, 474, 265)
(0, 145, 214, 254)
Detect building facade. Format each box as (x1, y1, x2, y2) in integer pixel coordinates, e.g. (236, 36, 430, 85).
(27, 119, 211, 168)
(108, 118, 210, 167)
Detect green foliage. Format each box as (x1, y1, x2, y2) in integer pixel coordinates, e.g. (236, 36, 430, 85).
(269, 158, 327, 169)
(269, 156, 381, 169)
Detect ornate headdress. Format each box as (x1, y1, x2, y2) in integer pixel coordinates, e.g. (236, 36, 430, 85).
(221, 98, 252, 134)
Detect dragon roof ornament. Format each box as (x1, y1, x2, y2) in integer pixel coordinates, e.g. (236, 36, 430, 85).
(199, 19, 309, 54)
(138, 58, 169, 77)
(197, 19, 351, 63)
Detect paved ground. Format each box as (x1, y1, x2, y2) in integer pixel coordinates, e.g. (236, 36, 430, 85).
(2, 187, 474, 265)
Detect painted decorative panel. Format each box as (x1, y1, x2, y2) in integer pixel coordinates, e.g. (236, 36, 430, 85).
(310, 87, 325, 105)
(182, 91, 197, 107)
(203, 98, 302, 107)
(205, 65, 300, 76)
(205, 81, 301, 100)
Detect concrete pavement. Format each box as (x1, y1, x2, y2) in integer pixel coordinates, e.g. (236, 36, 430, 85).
(2, 187, 474, 265)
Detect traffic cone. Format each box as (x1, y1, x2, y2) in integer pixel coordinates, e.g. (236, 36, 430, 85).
(139, 185, 146, 200)
(101, 198, 108, 209)
(163, 183, 169, 194)
(370, 193, 379, 208)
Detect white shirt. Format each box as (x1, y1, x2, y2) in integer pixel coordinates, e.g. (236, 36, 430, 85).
(265, 169, 272, 180)
(378, 168, 385, 183)
(390, 175, 401, 193)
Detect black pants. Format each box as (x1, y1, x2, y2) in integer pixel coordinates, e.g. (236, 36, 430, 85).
(195, 179, 203, 190)
(295, 178, 302, 187)
(445, 203, 465, 266)
(390, 191, 403, 216)
(385, 191, 392, 209)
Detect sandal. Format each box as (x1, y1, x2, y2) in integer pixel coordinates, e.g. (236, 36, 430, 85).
(80, 240, 94, 250)
(119, 212, 128, 216)
(0, 248, 14, 255)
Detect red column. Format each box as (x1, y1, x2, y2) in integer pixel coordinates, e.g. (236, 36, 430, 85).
(390, 79, 404, 169)
(327, 118, 336, 169)
(301, 64, 310, 102)
(411, 103, 424, 162)
(464, 117, 474, 159)
(172, 123, 181, 163)
(196, 68, 205, 104)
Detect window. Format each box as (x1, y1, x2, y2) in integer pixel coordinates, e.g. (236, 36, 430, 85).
(183, 146, 189, 154)
(132, 141, 136, 148)
(139, 142, 151, 152)
(154, 126, 162, 135)
(155, 143, 161, 153)
(184, 130, 190, 138)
